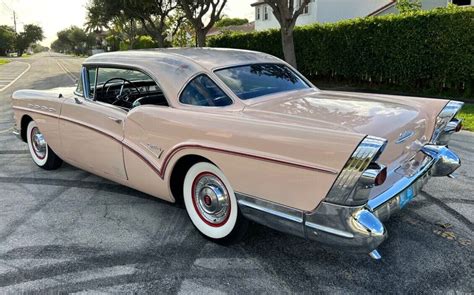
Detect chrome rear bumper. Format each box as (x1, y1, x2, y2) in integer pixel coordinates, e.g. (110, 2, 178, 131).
(237, 144, 460, 257)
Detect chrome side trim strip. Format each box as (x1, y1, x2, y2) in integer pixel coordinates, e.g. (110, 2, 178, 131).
(305, 221, 354, 238)
(237, 199, 303, 223)
(12, 106, 59, 118)
(235, 192, 305, 238)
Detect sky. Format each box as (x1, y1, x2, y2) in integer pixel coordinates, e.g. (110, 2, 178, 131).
(0, 0, 255, 46)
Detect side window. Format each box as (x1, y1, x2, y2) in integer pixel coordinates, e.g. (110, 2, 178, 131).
(87, 68, 97, 99)
(75, 72, 84, 96)
(180, 75, 233, 107)
(90, 66, 167, 109)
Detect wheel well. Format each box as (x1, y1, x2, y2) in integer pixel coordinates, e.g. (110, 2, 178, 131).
(20, 115, 33, 142)
(169, 155, 211, 206)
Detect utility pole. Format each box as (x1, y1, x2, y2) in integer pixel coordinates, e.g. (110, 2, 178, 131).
(13, 10, 17, 33)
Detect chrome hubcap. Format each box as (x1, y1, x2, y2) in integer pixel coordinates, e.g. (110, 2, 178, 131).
(193, 173, 230, 226)
(31, 127, 46, 159)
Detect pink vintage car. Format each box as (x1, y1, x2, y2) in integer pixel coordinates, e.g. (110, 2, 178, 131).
(12, 48, 463, 259)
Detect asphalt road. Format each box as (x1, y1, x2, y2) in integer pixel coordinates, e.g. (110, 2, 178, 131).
(0, 52, 472, 294)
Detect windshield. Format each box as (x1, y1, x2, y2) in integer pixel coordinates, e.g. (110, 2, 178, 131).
(214, 63, 310, 100)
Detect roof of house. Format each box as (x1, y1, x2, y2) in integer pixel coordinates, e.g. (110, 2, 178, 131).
(207, 22, 255, 37)
(367, 0, 396, 16)
(250, 0, 265, 7)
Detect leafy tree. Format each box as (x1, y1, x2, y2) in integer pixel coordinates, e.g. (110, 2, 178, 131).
(86, 0, 176, 48)
(51, 26, 95, 55)
(168, 10, 194, 47)
(108, 17, 141, 49)
(178, 0, 228, 47)
(15, 24, 44, 56)
(215, 17, 248, 28)
(260, 0, 310, 68)
(0, 25, 16, 56)
(31, 44, 49, 53)
(396, 0, 422, 14)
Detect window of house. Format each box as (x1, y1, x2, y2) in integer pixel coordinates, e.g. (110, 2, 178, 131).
(452, 0, 471, 5)
(256, 7, 261, 20)
(264, 6, 269, 20)
(179, 74, 233, 107)
(299, 0, 309, 14)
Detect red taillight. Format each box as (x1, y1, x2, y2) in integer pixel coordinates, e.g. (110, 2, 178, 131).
(455, 121, 463, 132)
(374, 166, 387, 186)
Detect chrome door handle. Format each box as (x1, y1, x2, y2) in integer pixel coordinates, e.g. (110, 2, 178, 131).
(108, 117, 122, 124)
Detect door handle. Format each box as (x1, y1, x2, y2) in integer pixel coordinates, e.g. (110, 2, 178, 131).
(108, 116, 122, 124)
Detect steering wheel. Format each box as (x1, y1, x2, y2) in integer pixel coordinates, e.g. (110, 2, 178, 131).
(102, 77, 141, 105)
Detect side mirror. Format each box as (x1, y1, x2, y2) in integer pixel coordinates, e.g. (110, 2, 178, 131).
(73, 96, 83, 104)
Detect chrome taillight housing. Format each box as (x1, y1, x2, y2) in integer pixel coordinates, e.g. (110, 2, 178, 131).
(431, 101, 464, 145)
(324, 136, 387, 206)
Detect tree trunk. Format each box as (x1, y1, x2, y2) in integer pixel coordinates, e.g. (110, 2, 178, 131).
(196, 29, 206, 47)
(155, 34, 165, 48)
(281, 28, 297, 68)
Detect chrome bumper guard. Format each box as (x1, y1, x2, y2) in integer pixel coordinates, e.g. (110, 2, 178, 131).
(236, 144, 460, 255)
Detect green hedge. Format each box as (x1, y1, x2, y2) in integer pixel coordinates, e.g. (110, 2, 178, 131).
(209, 7, 474, 98)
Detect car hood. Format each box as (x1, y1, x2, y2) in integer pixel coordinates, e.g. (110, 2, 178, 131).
(242, 89, 448, 167)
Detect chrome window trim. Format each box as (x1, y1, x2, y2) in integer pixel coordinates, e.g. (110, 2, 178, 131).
(83, 63, 171, 106)
(212, 62, 314, 100)
(178, 73, 234, 108)
(73, 66, 88, 98)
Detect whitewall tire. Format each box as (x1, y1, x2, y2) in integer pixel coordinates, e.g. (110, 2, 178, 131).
(26, 120, 62, 170)
(183, 162, 248, 243)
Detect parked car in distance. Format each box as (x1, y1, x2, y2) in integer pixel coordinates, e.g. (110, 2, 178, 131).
(11, 48, 464, 259)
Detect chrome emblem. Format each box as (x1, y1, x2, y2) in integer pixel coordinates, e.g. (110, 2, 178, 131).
(142, 143, 164, 159)
(396, 130, 415, 144)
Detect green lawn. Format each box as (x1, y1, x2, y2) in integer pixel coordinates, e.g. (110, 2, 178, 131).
(459, 104, 474, 131)
(0, 59, 10, 65)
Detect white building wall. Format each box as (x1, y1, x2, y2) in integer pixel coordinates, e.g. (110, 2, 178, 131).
(254, 1, 321, 31)
(254, 4, 281, 31)
(254, 0, 450, 31)
(422, 0, 449, 9)
(377, 0, 448, 15)
(316, 0, 392, 23)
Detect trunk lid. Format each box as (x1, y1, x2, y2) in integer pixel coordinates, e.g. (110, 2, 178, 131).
(242, 89, 447, 168)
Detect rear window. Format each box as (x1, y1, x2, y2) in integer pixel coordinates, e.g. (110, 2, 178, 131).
(214, 63, 309, 100)
(179, 74, 233, 107)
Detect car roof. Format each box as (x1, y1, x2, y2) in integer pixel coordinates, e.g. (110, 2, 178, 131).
(83, 48, 284, 108)
(84, 48, 282, 71)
